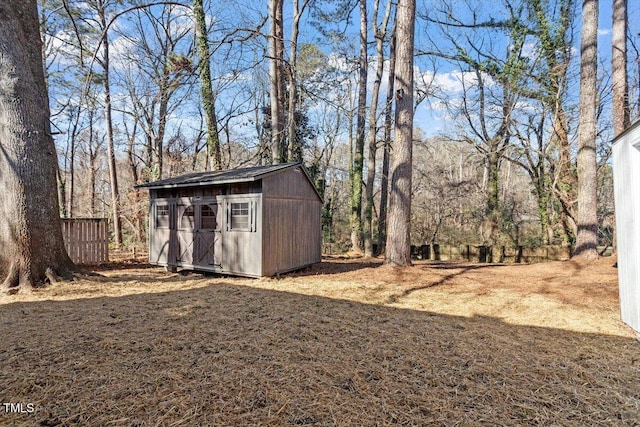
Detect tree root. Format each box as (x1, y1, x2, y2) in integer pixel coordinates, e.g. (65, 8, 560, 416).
(45, 267, 62, 284)
(1, 264, 23, 294)
(73, 269, 105, 278)
(1, 263, 76, 294)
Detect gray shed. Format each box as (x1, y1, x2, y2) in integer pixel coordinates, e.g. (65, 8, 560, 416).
(136, 162, 322, 277)
(613, 120, 640, 335)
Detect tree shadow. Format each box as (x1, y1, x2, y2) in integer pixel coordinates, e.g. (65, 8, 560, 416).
(1, 283, 638, 426)
(386, 263, 508, 303)
(288, 258, 383, 276)
(90, 261, 158, 271)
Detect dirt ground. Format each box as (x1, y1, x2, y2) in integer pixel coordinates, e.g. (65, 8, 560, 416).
(1, 257, 639, 426)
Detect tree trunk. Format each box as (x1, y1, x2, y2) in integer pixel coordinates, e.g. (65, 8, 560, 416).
(350, 0, 368, 253)
(67, 106, 81, 218)
(287, 0, 310, 163)
(154, 70, 172, 179)
(612, 0, 629, 136)
(88, 107, 98, 216)
(611, 0, 628, 256)
(378, 25, 396, 255)
(574, 0, 599, 259)
(269, 0, 286, 163)
(57, 167, 67, 218)
(483, 149, 501, 244)
(98, 0, 122, 248)
(385, 0, 415, 266)
(127, 118, 144, 243)
(194, 0, 222, 170)
(0, 0, 75, 292)
(364, 0, 393, 258)
(534, 173, 553, 245)
(553, 105, 577, 245)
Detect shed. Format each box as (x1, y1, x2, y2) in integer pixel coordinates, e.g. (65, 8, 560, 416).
(612, 120, 640, 335)
(136, 162, 322, 277)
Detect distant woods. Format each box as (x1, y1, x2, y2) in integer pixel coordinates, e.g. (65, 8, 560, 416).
(39, 0, 638, 257)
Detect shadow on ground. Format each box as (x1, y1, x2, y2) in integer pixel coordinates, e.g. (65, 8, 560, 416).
(1, 283, 638, 426)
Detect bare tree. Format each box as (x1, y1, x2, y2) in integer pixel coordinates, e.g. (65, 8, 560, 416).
(420, 0, 579, 246)
(574, 0, 599, 259)
(116, 4, 194, 182)
(0, 0, 75, 291)
(385, 0, 415, 266)
(377, 24, 396, 255)
(612, 0, 629, 136)
(286, 0, 313, 162)
(350, 0, 368, 253)
(94, 0, 123, 247)
(194, 0, 222, 170)
(268, 0, 286, 163)
(452, 66, 517, 245)
(364, 0, 394, 257)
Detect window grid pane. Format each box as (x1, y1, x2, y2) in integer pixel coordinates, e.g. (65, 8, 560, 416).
(230, 202, 251, 231)
(156, 205, 169, 228)
(201, 205, 217, 230)
(180, 206, 195, 229)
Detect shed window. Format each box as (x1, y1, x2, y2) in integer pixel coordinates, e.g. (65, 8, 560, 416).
(228, 201, 255, 231)
(156, 205, 169, 228)
(201, 205, 217, 230)
(179, 205, 195, 229)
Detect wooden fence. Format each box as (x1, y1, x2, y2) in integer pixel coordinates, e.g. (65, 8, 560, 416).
(409, 244, 613, 263)
(61, 218, 109, 265)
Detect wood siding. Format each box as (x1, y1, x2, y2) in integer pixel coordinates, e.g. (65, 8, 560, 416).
(262, 166, 320, 200)
(613, 121, 640, 334)
(261, 198, 322, 276)
(261, 167, 322, 275)
(221, 195, 262, 276)
(149, 200, 172, 265)
(61, 218, 109, 265)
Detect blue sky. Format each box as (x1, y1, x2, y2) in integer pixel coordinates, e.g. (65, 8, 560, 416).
(44, 0, 639, 158)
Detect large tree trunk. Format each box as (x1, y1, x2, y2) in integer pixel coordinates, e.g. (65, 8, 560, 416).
(574, 0, 599, 259)
(194, 0, 222, 170)
(0, 1, 75, 292)
(350, 0, 367, 253)
(385, 0, 415, 266)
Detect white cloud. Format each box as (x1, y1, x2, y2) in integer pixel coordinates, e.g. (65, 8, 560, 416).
(425, 70, 494, 95)
(521, 42, 538, 59)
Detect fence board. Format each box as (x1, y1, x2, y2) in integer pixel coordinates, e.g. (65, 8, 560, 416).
(61, 218, 109, 265)
(409, 244, 607, 263)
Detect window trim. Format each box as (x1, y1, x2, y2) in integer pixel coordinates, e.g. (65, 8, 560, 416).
(178, 205, 195, 230)
(227, 200, 256, 232)
(200, 204, 218, 231)
(155, 204, 170, 229)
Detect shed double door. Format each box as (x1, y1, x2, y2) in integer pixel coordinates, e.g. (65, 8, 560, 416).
(176, 200, 222, 268)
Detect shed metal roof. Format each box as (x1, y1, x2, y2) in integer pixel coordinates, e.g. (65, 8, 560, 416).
(135, 163, 321, 201)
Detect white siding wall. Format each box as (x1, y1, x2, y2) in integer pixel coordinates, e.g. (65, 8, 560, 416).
(613, 121, 640, 334)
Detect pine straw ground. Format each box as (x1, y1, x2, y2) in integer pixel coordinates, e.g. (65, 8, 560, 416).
(1, 257, 639, 426)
